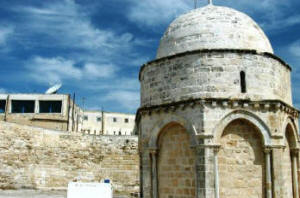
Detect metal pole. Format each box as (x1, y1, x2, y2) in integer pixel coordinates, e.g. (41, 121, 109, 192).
(67, 94, 71, 131)
(4, 95, 9, 122)
(72, 93, 75, 132)
(101, 107, 104, 135)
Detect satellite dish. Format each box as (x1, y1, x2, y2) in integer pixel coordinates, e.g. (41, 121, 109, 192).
(45, 83, 62, 94)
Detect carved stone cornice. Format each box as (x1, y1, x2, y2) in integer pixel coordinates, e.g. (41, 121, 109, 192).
(137, 98, 299, 119)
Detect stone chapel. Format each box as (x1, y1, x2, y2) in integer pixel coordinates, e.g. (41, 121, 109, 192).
(137, 3, 300, 198)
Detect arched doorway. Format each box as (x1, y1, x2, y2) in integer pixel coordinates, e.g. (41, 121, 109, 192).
(218, 119, 265, 198)
(157, 123, 196, 198)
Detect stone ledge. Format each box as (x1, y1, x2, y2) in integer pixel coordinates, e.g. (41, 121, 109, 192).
(137, 98, 299, 118)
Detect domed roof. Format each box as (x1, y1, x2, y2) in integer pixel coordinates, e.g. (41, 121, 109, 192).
(156, 5, 273, 59)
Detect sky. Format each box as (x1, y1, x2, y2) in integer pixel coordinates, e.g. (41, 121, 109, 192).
(0, 0, 300, 114)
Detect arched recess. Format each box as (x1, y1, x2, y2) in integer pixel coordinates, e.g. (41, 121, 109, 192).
(282, 116, 299, 147)
(213, 110, 272, 146)
(282, 121, 299, 198)
(148, 114, 197, 149)
(157, 123, 196, 198)
(218, 118, 266, 198)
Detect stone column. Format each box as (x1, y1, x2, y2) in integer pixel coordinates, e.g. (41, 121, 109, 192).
(195, 145, 206, 198)
(272, 146, 286, 198)
(264, 147, 272, 198)
(150, 149, 158, 198)
(194, 143, 217, 198)
(213, 146, 220, 198)
(292, 149, 299, 198)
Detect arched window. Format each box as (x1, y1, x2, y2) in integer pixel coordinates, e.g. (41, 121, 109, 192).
(240, 71, 246, 93)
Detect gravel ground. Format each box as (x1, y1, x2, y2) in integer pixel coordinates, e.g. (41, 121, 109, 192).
(0, 190, 130, 198)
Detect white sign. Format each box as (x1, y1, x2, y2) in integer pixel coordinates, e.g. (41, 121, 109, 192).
(67, 182, 113, 198)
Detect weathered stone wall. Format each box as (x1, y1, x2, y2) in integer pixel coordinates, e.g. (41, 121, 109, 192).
(138, 100, 299, 198)
(157, 124, 196, 198)
(282, 128, 294, 197)
(140, 52, 292, 107)
(0, 121, 139, 197)
(156, 6, 273, 59)
(218, 119, 265, 198)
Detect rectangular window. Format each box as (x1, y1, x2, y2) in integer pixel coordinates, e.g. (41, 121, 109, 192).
(39, 101, 62, 113)
(11, 100, 35, 113)
(97, 117, 102, 122)
(125, 118, 129, 123)
(113, 117, 117, 122)
(83, 116, 88, 121)
(0, 100, 6, 113)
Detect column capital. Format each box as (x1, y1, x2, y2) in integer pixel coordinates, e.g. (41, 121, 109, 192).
(148, 147, 158, 155)
(213, 145, 221, 154)
(291, 148, 300, 156)
(264, 146, 273, 154)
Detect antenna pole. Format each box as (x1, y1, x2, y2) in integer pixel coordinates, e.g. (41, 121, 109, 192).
(194, 0, 197, 9)
(208, 0, 213, 5)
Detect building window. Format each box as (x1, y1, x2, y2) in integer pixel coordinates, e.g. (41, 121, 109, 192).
(125, 118, 129, 123)
(240, 71, 246, 93)
(39, 101, 62, 113)
(119, 131, 121, 135)
(114, 131, 116, 135)
(113, 117, 117, 122)
(11, 100, 35, 113)
(0, 100, 6, 113)
(83, 116, 88, 121)
(97, 117, 102, 122)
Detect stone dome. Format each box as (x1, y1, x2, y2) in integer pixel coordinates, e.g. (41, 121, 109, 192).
(156, 5, 273, 59)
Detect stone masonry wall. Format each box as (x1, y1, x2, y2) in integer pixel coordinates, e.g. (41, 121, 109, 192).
(157, 124, 196, 198)
(140, 52, 292, 107)
(0, 121, 139, 197)
(218, 119, 265, 198)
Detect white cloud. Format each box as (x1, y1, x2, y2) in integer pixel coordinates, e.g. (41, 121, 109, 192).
(126, 0, 191, 27)
(0, 26, 13, 46)
(289, 40, 300, 57)
(261, 15, 300, 32)
(0, 88, 6, 93)
(6, 0, 146, 112)
(83, 63, 116, 79)
(101, 90, 140, 111)
(26, 56, 117, 85)
(15, 0, 135, 53)
(26, 57, 82, 85)
(126, 0, 299, 33)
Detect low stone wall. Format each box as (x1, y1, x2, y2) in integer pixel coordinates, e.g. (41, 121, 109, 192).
(0, 121, 139, 197)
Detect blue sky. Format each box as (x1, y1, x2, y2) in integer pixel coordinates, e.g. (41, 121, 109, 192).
(0, 0, 300, 114)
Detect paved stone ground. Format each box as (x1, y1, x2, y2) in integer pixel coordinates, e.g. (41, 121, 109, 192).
(0, 190, 66, 198)
(0, 190, 130, 198)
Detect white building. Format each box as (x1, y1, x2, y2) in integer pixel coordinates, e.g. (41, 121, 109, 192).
(0, 93, 81, 131)
(81, 111, 135, 136)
